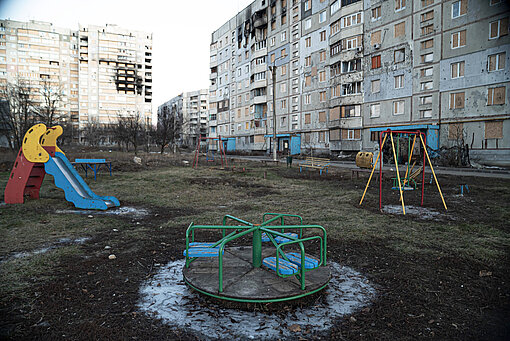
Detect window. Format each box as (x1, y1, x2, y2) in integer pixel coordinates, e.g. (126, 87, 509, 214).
(319, 70, 326, 82)
(450, 92, 465, 109)
(452, 0, 467, 19)
(270, 37, 276, 46)
(485, 121, 503, 139)
(394, 48, 405, 63)
(488, 52, 506, 71)
(331, 84, 341, 97)
(320, 50, 326, 62)
(281, 31, 287, 42)
(394, 74, 404, 89)
(319, 91, 326, 102)
(371, 79, 380, 93)
(304, 0, 311, 11)
(372, 55, 381, 69)
(281, 99, 287, 108)
(393, 100, 404, 115)
(395, 0, 405, 12)
(304, 113, 311, 124)
(421, 24, 434, 36)
(331, 1, 340, 14)
(305, 56, 311, 66)
(341, 12, 362, 28)
(305, 19, 312, 30)
(370, 103, 380, 118)
(421, 10, 434, 22)
(281, 48, 287, 57)
(331, 20, 340, 36)
(488, 86, 506, 105)
(342, 35, 362, 50)
(320, 30, 326, 41)
(371, 30, 381, 45)
(372, 6, 381, 21)
(282, 14, 287, 25)
(281, 65, 287, 75)
(448, 123, 463, 140)
(318, 130, 326, 142)
(305, 37, 311, 47)
(421, 52, 433, 63)
(422, 0, 434, 6)
(420, 109, 432, 118)
(342, 82, 362, 95)
(421, 81, 433, 90)
(451, 30, 466, 49)
(319, 11, 326, 23)
(341, 105, 361, 117)
(280, 83, 286, 92)
(421, 67, 433, 77)
(451, 61, 465, 78)
(421, 39, 433, 49)
(304, 93, 311, 104)
(394, 22, 405, 38)
(489, 18, 509, 39)
(420, 95, 432, 105)
(341, 59, 361, 73)
(330, 41, 341, 56)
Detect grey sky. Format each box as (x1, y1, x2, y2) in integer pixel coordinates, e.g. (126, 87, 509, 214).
(0, 0, 254, 116)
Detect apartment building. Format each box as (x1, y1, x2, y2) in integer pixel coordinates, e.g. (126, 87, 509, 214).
(210, 0, 510, 165)
(158, 89, 209, 147)
(0, 20, 153, 143)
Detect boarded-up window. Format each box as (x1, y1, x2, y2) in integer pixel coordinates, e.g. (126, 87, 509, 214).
(394, 22, 405, 37)
(450, 92, 465, 109)
(354, 129, 361, 140)
(448, 123, 463, 140)
(451, 61, 465, 78)
(330, 106, 340, 120)
(304, 113, 311, 124)
(254, 135, 265, 143)
(421, 10, 434, 22)
(372, 55, 381, 69)
(421, 24, 434, 36)
(371, 30, 381, 45)
(394, 48, 405, 63)
(372, 79, 380, 93)
(311, 66, 317, 76)
(341, 129, 348, 140)
(488, 52, 506, 71)
(330, 129, 340, 141)
(488, 86, 506, 105)
(318, 111, 326, 122)
(485, 121, 503, 139)
(490, 18, 508, 39)
(318, 131, 326, 143)
(451, 30, 466, 48)
(305, 76, 311, 86)
(421, 39, 434, 49)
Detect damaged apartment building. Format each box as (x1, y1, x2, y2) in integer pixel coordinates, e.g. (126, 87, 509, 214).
(0, 20, 153, 144)
(209, 0, 510, 165)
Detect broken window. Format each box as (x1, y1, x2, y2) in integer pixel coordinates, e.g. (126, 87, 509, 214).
(371, 55, 381, 69)
(342, 82, 362, 96)
(452, 0, 467, 18)
(371, 79, 380, 93)
(489, 18, 509, 39)
(394, 48, 405, 63)
(394, 21, 405, 38)
(485, 121, 503, 139)
(451, 61, 465, 78)
(393, 100, 404, 115)
(330, 41, 341, 56)
(449, 92, 465, 109)
(371, 30, 381, 45)
(451, 30, 466, 49)
(372, 6, 381, 21)
(370, 103, 380, 118)
(421, 10, 434, 22)
(342, 105, 361, 117)
(421, 38, 434, 49)
(319, 111, 326, 122)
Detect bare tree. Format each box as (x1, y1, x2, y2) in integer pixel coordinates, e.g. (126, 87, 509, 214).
(154, 104, 182, 154)
(0, 78, 37, 150)
(116, 111, 145, 154)
(34, 79, 64, 127)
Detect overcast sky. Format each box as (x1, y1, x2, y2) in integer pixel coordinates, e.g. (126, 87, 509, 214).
(0, 0, 254, 116)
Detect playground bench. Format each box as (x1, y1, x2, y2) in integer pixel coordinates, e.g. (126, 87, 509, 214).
(299, 157, 330, 175)
(72, 159, 112, 181)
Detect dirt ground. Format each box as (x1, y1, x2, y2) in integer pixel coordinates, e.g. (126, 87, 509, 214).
(0, 150, 509, 340)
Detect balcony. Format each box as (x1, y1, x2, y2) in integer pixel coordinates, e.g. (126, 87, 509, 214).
(253, 95, 267, 104)
(210, 72, 217, 80)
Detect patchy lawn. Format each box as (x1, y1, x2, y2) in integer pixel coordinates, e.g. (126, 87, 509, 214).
(0, 151, 509, 340)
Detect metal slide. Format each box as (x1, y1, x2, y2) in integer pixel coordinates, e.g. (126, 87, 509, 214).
(44, 152, 120, 210)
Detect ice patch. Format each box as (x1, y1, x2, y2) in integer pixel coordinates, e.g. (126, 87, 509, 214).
(56, 206, 149, 217)
(1, 237, 90, 264)
(138, 259, 375, 340)
(382, 205, 443, 220)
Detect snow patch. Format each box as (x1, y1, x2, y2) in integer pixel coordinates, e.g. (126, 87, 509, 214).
(382, 205, 443, 220)
(56, 206, 149, 217)
(138, 259, 375, 340)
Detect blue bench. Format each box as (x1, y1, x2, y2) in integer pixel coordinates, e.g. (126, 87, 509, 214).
(183, 247, 224, 257)
(72, 159, 112, 181)
(286, 252, 319, 269)
(262, 232, 298, 243)
(262, 257, 299, 275)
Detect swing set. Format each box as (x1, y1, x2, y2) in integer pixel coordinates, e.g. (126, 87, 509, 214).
(192, 136, 228, 169)
(359, 129, 447, 215)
